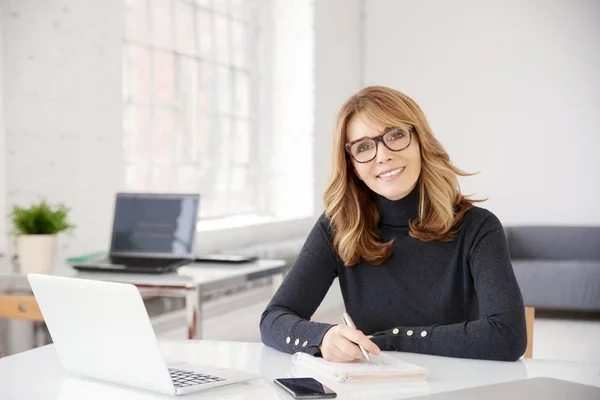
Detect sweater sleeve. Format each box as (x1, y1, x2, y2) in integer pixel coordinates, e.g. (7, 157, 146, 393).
(370, 213, 528, 361)
(260, 215, 339, 355)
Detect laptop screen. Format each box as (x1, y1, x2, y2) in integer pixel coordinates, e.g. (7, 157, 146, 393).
(109, 193, 200, 257)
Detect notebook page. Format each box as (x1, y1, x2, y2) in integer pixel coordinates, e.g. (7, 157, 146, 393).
(323, 353, 426, 374)
(292, 352, 428, 382)
(336, 353, 422, 373)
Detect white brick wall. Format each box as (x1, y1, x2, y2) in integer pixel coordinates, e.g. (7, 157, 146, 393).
(0, 0, 124, 274)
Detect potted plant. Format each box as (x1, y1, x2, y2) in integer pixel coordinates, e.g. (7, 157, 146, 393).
(10, 199, 75, 274)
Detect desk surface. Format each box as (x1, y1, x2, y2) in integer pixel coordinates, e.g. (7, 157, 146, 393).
(0, 259, 286, 291)
(1, 340, 599, 400)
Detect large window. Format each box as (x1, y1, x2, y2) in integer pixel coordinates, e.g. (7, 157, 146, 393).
(123, 0, 314, 224)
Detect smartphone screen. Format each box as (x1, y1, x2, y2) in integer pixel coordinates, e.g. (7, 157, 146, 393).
(274, 378, 337, 398)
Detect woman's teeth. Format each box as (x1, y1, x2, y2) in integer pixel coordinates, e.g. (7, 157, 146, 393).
(378, 167, 404, 178)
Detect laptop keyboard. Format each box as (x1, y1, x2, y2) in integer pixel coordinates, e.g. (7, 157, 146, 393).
(169, 368, 226, 388)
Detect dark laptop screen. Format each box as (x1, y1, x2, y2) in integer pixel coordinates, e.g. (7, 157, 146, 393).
(110, 194, 199, 256)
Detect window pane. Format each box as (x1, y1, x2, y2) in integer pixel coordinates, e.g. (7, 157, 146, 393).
(175, 0, 196, 55)
(232, 119, 250, 164)
(196, 9, 213, 59)
(229, 0, 246, 20)
(205, 194, 226, 218)
(214, 117, 231, 193)
(231, 21, 246, 69)
(178, 56, 198, 109)
(126, 45, 151, 102)
(212, 0, 229, 14)
(125, 0, 149, 43)
(124, 105, 151, 162)
(177, 57, 198, 163)
(175, 166, 202, 193)
(194, 113, 213, 166)
(150, 165, 174, 191)
(214, 15, 230, 64)
(230, 0, 257, 21)
(151, 0, 173, 49)
(152, 108, 175, 163)
(125, 164, 150, 191)
(233, 70, 249, 117)
(195, 0, 211, 8)
(153, 50, 175, 103)
(216, 66, 231, 114)
(198, 61, 216, 113)
(230, 166, 248, 193)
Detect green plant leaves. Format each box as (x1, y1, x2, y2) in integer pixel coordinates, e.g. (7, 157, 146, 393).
(10, 199, 76, 235)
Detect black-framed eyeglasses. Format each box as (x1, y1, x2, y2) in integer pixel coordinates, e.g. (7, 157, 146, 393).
(345, 127, 413, 163)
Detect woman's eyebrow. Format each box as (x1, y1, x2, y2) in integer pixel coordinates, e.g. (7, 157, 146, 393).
(353, 128, 391, 141)
(349, 125, 407, 142)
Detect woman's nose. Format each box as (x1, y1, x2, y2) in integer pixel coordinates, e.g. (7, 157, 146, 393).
(375, 141, 393, 163)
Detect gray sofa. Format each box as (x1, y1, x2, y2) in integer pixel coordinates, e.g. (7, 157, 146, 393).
(505, 226, 600, 312)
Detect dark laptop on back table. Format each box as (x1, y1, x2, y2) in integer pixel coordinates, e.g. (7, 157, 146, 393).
(72, 193, 200, 274)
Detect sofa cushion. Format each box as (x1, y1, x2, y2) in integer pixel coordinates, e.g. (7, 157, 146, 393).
(512, 259, 600, 311)
(505, 226, 600, 261)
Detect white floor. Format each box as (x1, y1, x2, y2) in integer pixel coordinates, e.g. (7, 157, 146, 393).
(156, 282, 600, 363)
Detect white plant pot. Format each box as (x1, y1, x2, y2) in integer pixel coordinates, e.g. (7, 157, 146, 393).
(16, 235, 57, 275)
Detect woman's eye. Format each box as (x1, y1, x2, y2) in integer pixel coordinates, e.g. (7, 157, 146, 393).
(390, 131, 405, 140)
(357, 144, 372, 153)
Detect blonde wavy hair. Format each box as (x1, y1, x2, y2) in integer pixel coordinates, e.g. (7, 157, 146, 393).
(324, 86, 479, 266)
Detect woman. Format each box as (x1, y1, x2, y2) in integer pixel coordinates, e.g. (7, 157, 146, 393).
(260, 86, 527, 362)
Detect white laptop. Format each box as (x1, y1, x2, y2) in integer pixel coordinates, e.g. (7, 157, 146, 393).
(409, 377, 600, 399)
(27, 273, 261, 395)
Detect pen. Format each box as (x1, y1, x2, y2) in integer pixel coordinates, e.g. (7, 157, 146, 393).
(342, 312, 370, 361)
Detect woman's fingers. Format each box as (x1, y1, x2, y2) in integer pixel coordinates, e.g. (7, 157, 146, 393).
(327, 346, 359, 362)
(320, 327, 361, 362)
(319, 324, 381, 362)
(322, 342, 356, 362)
(340, 325, 381, 355)
(337, 337, 366, 360)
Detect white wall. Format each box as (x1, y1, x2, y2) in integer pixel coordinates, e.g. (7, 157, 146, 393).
(313, 0, 364, 212)
(0, 7, 7, 255)
(364, 0, 600, 225)
(1, 0, 124, 273)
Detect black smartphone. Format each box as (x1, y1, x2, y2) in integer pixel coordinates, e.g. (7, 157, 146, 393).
(195, 254, 258, 263)
(274, 378, 337, 399)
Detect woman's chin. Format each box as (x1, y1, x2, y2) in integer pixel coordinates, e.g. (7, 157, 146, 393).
(374, 182, 417, 201)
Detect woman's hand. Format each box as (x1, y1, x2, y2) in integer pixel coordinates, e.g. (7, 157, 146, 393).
(318, 325, 381, 362)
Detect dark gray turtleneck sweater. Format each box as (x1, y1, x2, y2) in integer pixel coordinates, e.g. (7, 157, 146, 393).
(260, 187, 527, 361)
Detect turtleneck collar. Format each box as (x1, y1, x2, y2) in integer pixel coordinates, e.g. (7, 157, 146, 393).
(377, 184, 420, 228)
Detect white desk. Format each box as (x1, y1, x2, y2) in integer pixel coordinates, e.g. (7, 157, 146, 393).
(0, 259, 286, 340)
(1, 340, 599, 400)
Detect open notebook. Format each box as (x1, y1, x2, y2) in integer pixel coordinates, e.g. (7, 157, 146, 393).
(292, 352, 429, 383)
